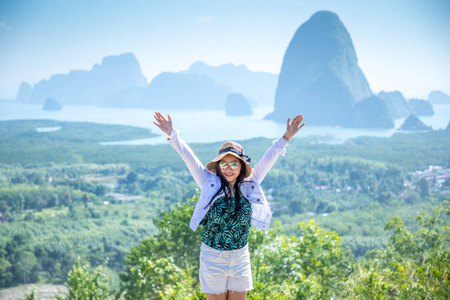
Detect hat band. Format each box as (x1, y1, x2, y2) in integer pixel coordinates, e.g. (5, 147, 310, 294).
(218, 147, 251, 164)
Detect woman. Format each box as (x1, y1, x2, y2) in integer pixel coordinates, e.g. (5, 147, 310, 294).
(153, 112, 305, 300)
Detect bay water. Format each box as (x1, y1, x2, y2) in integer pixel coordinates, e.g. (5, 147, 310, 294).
(1, 102, 449, 145)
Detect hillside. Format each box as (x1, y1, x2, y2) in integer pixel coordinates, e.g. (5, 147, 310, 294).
(0, 119, 449, 296)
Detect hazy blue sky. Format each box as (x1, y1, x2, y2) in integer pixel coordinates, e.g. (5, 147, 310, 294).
(1, 0, 449, 99)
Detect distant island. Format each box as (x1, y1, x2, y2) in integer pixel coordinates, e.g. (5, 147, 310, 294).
(42, 97, 62, 111)
(265, 11, 390, 128)
(181, 61, 277, 105)
(399, 115, 432, 131)
(225, 93, 253, 116)
(408, 98, 434, 116)
(18, 53, 148, 106)
(16, 55, 278, 112)
(12, 11, 448, 130)
(428, 90, 450, 105)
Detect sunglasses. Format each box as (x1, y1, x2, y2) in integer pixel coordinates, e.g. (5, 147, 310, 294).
(219, 161, 240, 170)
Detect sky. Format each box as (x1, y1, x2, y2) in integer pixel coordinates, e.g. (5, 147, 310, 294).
(1, 0, 449, 100)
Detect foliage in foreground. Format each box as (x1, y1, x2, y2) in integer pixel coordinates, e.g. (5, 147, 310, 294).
(114, 195, 449, 299)
(21, 259, 109, 300)
(22, 196, 448, 299)
(55, 258, 109, 300)
(345, 200, 450, 299)
(118, 193, 202, 299)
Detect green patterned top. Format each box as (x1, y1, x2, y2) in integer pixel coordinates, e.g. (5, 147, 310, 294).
(200, 196, 252, 251)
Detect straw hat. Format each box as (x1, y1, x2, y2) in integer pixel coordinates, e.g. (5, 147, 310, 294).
(206, 141, 252, 178)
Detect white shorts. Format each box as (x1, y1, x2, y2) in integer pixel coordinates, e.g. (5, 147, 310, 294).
(199, 242, 253, 294)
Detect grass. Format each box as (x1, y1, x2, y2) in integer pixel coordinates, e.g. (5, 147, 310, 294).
(0, 284, 67, 300)
(33, 206, 69, 218)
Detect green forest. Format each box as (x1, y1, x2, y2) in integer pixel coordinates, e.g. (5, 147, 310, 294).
(0, 119, 449, 299)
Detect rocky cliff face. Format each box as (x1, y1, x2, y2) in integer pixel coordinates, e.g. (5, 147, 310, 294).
(399, 115, 432, 131)
(408, 99, 434, 116)
(42, 97, 62, 111)
(225, 93, 253, 116)
(16, 82, 33, 103)
(28, 53, 147, 106)
(101, 87, 147, 107)
(142, 72, 231, 110)
(182, 61, 277, 105)
(428, 90, 450, 105)
(378, 91, 410, 118)
(354, 96, 394, 128)
(266, 11, 386, 127)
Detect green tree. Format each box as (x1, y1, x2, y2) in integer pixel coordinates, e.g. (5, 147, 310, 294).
(345, 200, 450, 299)
(126, 171, 138, 184)
(82, 193, 89, 209)
(64, 192, 72, 206)
(49, 194, 59, 207)
(95, 185, 108, 197)
(18, 192, 25, 212)
(22, 288, 37, 300)
(57, 258, 109, 300)
(249, 220, 351, 299)
(0, 200, 9, 222)
(418, 177, 430, 198)
(120, 257, 198, 300)
(405, 191, 420, 204)
(17, 251, 37, 284)
(0, 257, 13, 287)
(119, 193, 201, 299)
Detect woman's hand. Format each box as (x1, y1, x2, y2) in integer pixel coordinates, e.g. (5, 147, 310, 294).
(153, 112, 173, 136)
(283, 114, 305, 141)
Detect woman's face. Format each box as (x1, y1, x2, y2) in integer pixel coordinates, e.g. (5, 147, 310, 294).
(218, 154, 241, 185)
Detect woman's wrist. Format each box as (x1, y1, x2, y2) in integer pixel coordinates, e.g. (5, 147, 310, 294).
(165, 127, 173, 136)
(282, 134, 290, 142)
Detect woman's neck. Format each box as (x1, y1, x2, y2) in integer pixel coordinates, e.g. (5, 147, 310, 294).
(229, 179, 237, 189)
(227, 182, 236, 197)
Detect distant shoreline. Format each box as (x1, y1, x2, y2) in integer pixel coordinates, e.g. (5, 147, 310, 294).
(1, 102, 449, 145)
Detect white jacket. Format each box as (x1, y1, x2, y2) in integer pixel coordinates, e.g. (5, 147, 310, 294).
(167, 128, 289, 231)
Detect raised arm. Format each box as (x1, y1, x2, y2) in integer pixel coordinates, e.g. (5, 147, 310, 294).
(252, 114, 305, 183)
(153, 112, 209, 189)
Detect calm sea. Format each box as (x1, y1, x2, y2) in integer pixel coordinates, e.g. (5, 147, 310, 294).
(1, 102, 449, 145)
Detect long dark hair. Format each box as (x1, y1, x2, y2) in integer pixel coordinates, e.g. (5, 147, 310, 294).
(204, 158, 246, 217)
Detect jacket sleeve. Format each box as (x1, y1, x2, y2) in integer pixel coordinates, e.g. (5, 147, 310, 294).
(251, 137, 289, 184)
(166, 128, 209, 189)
